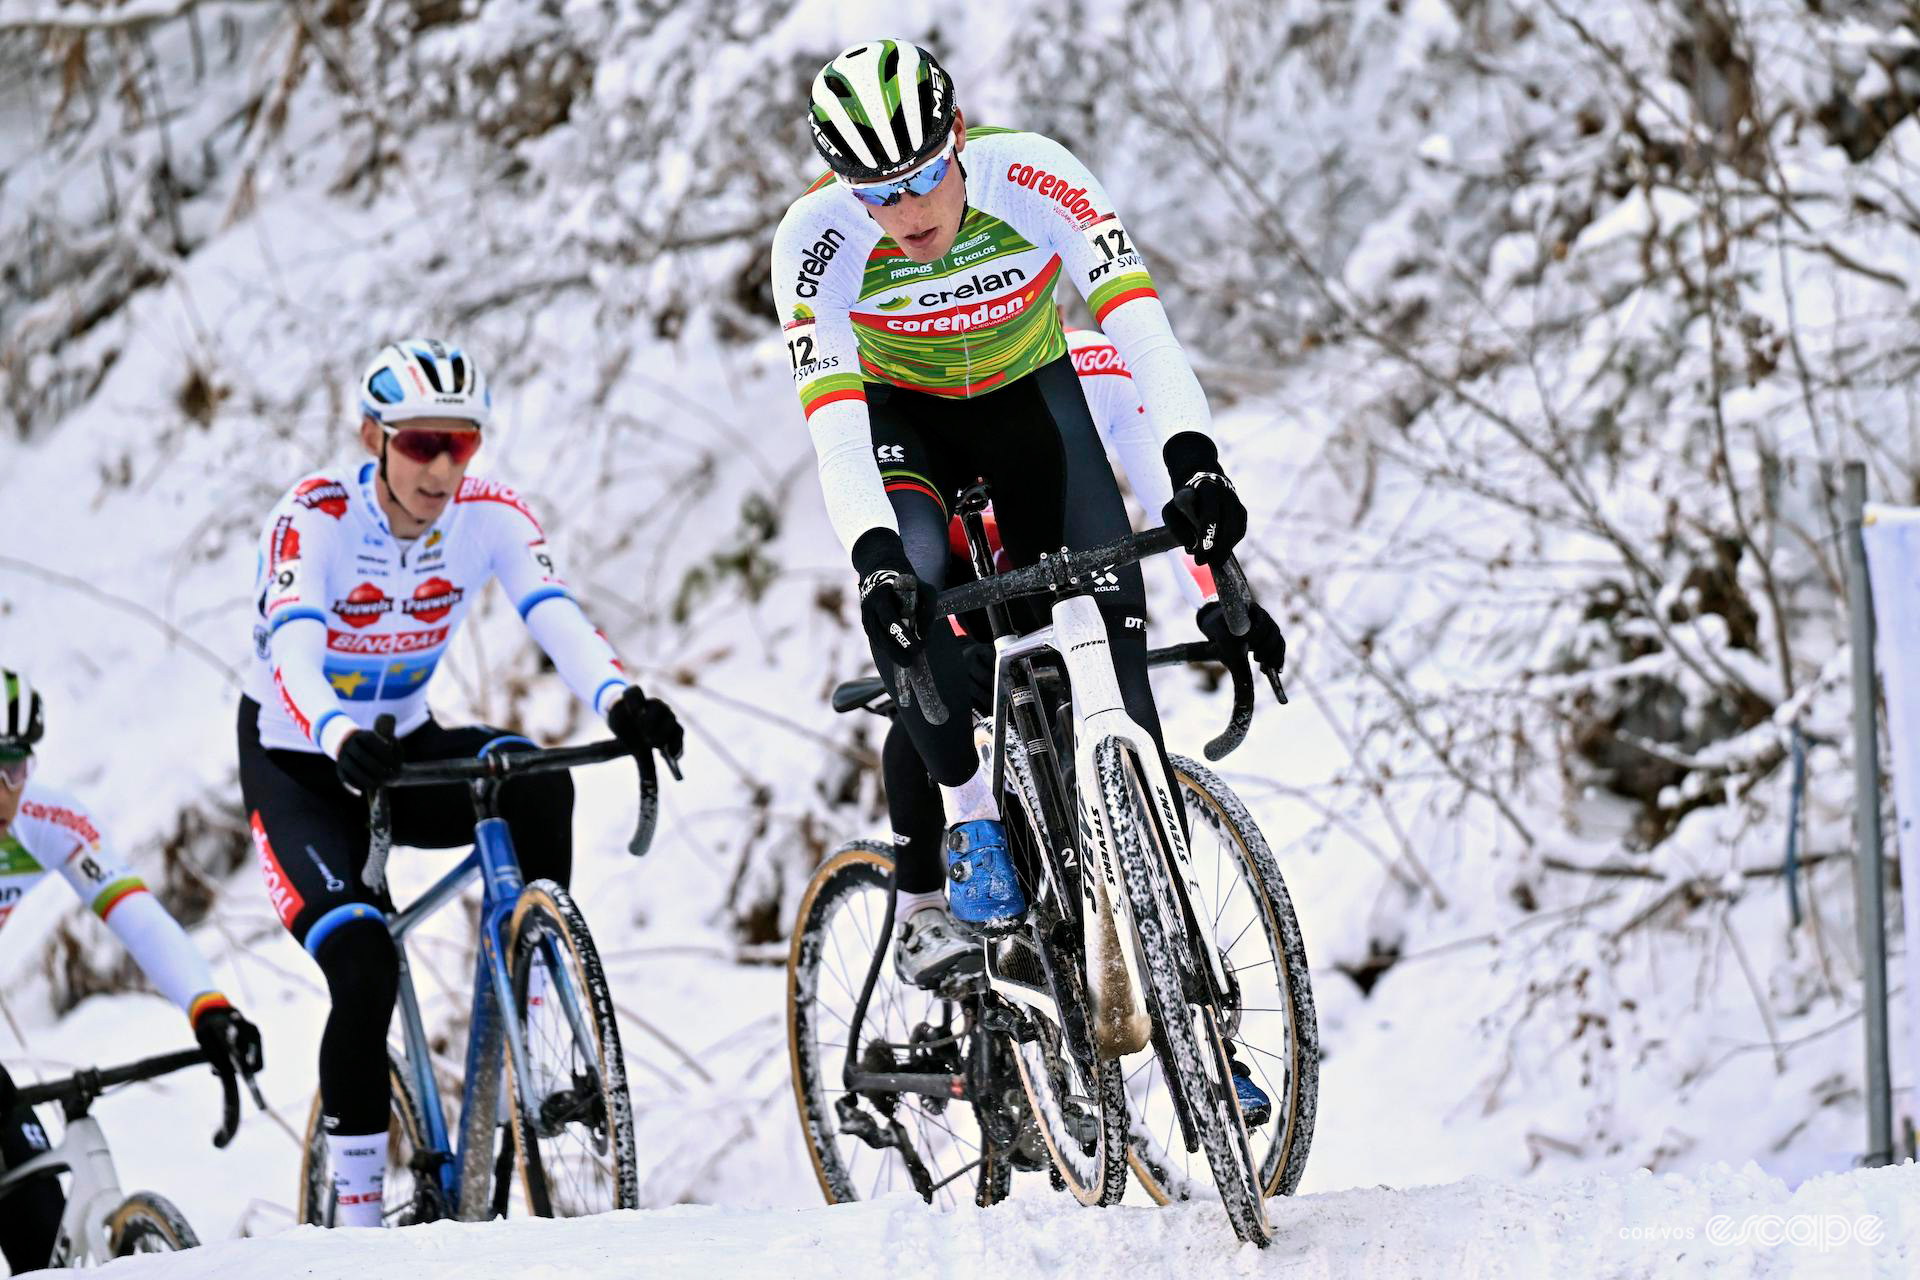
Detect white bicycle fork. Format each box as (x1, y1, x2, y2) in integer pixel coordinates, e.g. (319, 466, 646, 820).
(988, 593, 1231, 1059)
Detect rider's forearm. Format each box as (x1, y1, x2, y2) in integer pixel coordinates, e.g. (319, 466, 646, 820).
(523, 595, 629, 718)
(98, 886, 224, 1019)
(1099, 297, 1214, 446)
(811, 403, 900, 556)
(268, 615, 357, 757)
(1100, 375, 1216, 609)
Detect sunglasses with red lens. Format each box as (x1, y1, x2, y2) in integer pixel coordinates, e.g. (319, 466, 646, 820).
(383, 426, 483, 466)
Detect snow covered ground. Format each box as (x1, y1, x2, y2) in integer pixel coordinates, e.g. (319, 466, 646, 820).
(76, 1161, 1920, 1280)
(7, 0, 1920, 1275)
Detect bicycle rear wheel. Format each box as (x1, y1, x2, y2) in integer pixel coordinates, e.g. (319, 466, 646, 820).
(107, 1191, 198, 1254)
(505, 878, 638, 1216)
(296, 1049, 439, 1225)
(1127, 756, 1318, 1205)
(787, 841, 1009, 1208)
(1097, 738, 1270, 1245)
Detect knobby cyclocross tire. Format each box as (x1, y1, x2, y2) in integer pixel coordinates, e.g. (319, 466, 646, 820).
(505, 878, 638, 1217)
(1000, 780, 1129, 1206)
(296, 1049, 437, 1225)
(787, 841, 1008, 1208)
(107, 1191, 199, 1254)
(1009, 989, 1130, 1206)
(1128, 756, 1319, 1206)
(1096, 738, 1271, 1245)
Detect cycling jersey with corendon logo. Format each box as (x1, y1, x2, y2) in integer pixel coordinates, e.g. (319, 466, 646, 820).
(245, 462, 629, 758)
(771, 126, 1218, 556)
(0, 780, 225, 1021)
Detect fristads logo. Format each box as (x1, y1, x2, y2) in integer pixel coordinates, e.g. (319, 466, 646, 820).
(333, 582, 391, 629)
(294, 477, 349, 519)
(794, 227, 846, 299)
(403, 577, 464, 624)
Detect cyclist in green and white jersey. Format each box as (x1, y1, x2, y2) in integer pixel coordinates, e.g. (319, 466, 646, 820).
(771, 40, 1286, 1089)
(0, 671, 262, 1271)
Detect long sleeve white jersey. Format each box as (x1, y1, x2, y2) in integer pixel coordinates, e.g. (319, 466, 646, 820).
(244, 462, 629, 758)
(770, 125, 1219, 558)
(0, 780, 226, 1023)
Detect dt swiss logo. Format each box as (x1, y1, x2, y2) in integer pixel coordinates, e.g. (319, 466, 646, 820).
(294, 478, 349, 519)
(334, 582, 391, 629)
(404, 577, 464, 624)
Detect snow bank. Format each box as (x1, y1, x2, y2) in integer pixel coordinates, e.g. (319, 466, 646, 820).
(88, 1161, 1920, 1280)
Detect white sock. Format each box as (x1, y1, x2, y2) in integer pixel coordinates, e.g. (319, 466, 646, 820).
(940, 766, 1000, 825)
(326, 1131, 389, 1228)
(897, 889, 947, 929)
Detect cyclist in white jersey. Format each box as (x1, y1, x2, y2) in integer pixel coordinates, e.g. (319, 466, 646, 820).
(235, 338, 684, 1226)
(0, 671, 262, 1271)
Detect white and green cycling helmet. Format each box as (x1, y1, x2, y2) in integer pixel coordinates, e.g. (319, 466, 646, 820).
(358, 338, 491, 428)
(808, 40, 957, 183)
(1, 668, 44, 758)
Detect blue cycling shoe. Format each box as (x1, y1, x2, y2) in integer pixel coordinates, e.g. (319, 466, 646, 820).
(944, 819, 1028, 929)
(1231, 1060, 1272, 1128)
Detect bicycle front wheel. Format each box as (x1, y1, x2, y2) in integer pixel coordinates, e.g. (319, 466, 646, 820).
(505, 878, 638, 1216)
(1127, 755, 1318, 1205)
(296, 1048, 440, 1226)
(107, 1192, 198, 1254)
(1098, 738, 1270, 1245)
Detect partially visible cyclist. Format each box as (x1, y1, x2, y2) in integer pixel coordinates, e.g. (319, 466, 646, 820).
(0, 670, 262, 1272)
(236, 338, 684, 1227)
(774, 47, 1284, 989)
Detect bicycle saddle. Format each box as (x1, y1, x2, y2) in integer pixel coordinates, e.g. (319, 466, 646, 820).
(830, 677, 890, 714)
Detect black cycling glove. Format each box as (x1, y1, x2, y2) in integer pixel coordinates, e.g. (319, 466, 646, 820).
(1197, 600, 1287, 685)
(1162, 432, 1248, 567)
(852, 528, 937, 660)
(606, 684, 685, 762)
(336, 727, 403, 796)
(194, 1005, 265, 1080)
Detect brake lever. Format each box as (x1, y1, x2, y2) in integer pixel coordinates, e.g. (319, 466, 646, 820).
(211, 1068, 241, 1149)
(897, 653, 948, 727)
(362, 713, 398, 891)
(1263, 664, 1289, 706)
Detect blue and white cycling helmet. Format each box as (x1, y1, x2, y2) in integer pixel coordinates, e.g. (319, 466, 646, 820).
(359, 338, 491, 428)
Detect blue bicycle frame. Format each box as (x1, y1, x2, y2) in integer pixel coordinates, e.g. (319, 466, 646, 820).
(359, 729, 662, 1220)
